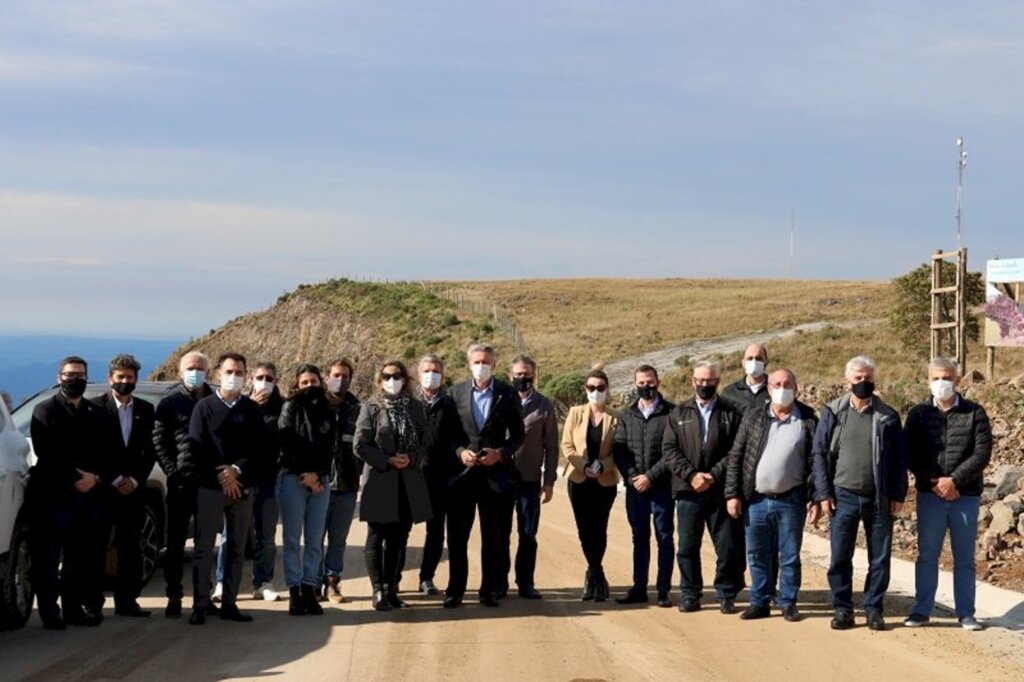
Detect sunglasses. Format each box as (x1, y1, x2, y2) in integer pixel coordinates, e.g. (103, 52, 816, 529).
(586, 384, 607, 392)
(382, 372, 404, 381)
(253, 375, 274, 382)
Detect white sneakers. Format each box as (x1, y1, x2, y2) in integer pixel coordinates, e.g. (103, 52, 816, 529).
(211, 582, 223, 603)
(253, 583, 281, 602)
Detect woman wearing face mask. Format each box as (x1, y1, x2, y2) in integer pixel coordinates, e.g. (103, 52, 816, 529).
(561, 366, 619, 601)
(354, 360, 433, 611)
(276, 364, 333, 616)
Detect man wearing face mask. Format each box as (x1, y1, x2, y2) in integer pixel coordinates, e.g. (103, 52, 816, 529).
(92, 354, 156, 618)
(154, 350, 212, 618)
(186, 352, 271, 625)
(662, 360, 743, 614)
(28, 356, 107, 630)
(725, 369, 818, 622)
(506, 355, 558, 600)
(414, 353, 462, 596)
(613, 365, 676, 607)
(445, 343, 525, 608)
(214, 361, 284, 604)
(811, 355, 907, 632)
(722, 344, 771, 415)
(320, 358, 361, 603)
(904, 357, 991, 631)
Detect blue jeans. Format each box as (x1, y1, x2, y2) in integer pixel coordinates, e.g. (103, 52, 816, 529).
(514, 481, 542, 588)
(827, 486, 893, 615)
(215, 481, 278, 588)
(321, 490, 358, 579)
(914, 491, 980, 619)
(745, 487, 806, 608)
(276, 472, 331, 587)
(625, 487, 675, 594)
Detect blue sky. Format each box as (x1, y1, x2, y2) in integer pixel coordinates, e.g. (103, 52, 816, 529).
(2, 1, 1023, 337)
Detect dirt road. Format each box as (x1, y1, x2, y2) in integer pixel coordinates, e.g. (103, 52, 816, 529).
(603, 319, 880, 395)
(4, 489, 1022, 681)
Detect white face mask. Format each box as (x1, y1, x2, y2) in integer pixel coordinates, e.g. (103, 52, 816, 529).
(930, 379, 955, 402)
(421, 371, 442, 390)
(252, 379, 273, 394)
(587, 389, 607, 405)
(744, 360, 766, 378)
(382, 378, 404, 396)
(771, 387, 795, 408)
(220, 373, 244, 393)
(471, 362, 493, 382)
(326, 377, 343, 394)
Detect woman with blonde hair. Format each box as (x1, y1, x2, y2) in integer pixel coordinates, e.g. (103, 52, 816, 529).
(561, 365, 619, 601)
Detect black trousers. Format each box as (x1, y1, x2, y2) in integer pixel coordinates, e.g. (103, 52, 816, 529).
(445, 479, 515, 599)
(106, 488, 146, 608)
(418, 473, 449, 583)
(29, 487, 105, 620)
(674, 490, 746, 601)
(163, 482, 197, 601)
(365, 521, 412, 589)
(567, 478, 617, 576)
(192, 487, 252, 608)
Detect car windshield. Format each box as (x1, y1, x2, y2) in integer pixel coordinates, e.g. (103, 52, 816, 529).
(10, 383, 181, 436)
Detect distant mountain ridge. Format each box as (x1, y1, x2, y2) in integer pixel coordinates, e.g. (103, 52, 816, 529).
(0, 334, 180, 404)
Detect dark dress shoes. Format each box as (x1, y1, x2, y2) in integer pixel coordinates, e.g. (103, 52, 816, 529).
(679, 597, 701, 613)
(719, 598, 736, 614)
(518, 586, 543, 600)
(165, 599, 182, 619)
(442, 595, 462, 609)
(866, 612, 887, 631)
(656, 591, 672, 608)
(115, 603, 152, 617)
(782, 604, 802, 622)
(740, 605, 771, 620)
(189, 607, 206, 626)
(65, 608, 102, 627)
(831, 611, 855, 630)
(373, 589, 393, 612)
(479, 592, 500, 607)
(615, 589, 649, 605)
(420, 580, 439, 596)
(41, 614, 67, 630)
(219, 605, 253, 622)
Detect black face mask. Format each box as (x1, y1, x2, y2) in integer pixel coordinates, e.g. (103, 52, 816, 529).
(851, 380, 875, 399)
(60, 377, 87, 399)
(636, 385, 658, 401)
(303, 385, 326, 402)
(512, 377, 534, 393)
(112, 382, 136, 396)
(695, 384, 717, 401)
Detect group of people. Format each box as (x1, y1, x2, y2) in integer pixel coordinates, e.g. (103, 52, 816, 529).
(26, 340, 991, 634)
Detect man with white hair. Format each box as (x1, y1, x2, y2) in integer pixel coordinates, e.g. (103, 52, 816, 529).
(811, 356, 907, 632)
(904, 357, 991, 631)
(153, 350, 213, 619)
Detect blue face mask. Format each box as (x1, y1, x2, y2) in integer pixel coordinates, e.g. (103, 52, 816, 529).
(183, 369, 206, 390)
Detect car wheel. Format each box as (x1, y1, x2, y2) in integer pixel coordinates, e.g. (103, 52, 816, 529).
(0, 518, 34, 630)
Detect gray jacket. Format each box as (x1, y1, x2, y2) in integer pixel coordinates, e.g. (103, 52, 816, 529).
(513, 391, 559, 487)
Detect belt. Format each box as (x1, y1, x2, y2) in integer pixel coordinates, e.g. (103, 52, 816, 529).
(755, 485, 805, 500)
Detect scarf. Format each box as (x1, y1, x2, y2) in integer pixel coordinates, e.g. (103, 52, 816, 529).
(382, 395, 419, 456)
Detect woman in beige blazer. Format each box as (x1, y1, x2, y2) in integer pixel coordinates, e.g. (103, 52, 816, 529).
(561, 366, 619, 602)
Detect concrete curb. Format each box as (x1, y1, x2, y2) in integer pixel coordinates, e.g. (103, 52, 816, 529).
(801, 530, 1024, 631)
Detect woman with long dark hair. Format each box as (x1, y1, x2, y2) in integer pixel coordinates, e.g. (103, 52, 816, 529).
(276, 364, 332, 616)
(354, 359, 433, 611)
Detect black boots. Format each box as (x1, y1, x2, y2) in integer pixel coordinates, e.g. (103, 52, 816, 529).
(289, 586, 304, 615)
(385, 585, 407, 609)
(302, 585, 323, 615)
(581, 570, 595, 601)
(593, 571, 610, 602)
(372, 585, 393, 612)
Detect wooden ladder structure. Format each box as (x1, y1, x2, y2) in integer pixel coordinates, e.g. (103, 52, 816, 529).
(930, 248, 968, 372)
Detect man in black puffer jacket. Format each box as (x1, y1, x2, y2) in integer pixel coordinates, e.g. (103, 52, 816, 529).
(153, 351, 212, 618)
(903, 357, 992, 631)
(725, 368, 818, 622)
(613, 364, 676, 607)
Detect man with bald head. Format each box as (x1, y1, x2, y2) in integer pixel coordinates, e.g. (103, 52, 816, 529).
(726, 369, 818, 622)
(722, 344, 770, 415)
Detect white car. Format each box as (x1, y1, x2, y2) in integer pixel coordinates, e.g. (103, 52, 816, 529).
(0, 393, 32, 629)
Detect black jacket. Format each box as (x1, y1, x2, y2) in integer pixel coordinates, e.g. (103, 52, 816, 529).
(186, 393, 271, 490)
(153, 383, 211, 485)
(724, 400, 818, 502)
(353, 398, 432, 524)
(277, 391, 334, 476)
(612, 395, 676, 491)
(720, 376, 771, 416)
(449, 379, 525, 494)
(662, 397, 741, 497)
(91, 391, 157, 488)
(417, 388, 464, 481)
(28, 392, 107, 497)
(253, 387, 284, 485)
(905, 395, 992, 497)
(327, 391, 361, 493)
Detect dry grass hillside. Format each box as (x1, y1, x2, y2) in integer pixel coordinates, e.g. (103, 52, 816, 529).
(150, 279, 516, 394)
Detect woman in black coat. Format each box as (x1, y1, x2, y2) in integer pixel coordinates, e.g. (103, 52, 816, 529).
(354, 359, 432, 611)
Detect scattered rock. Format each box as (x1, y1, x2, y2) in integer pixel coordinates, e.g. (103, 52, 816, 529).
(1002, 493, 1024, 517)
(989, 465, 1024, 499)
(989, 501, 1017, 535)
(979, 504, 993, 530)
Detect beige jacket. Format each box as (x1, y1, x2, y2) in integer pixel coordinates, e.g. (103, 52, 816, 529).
(561, 404, 619, 486)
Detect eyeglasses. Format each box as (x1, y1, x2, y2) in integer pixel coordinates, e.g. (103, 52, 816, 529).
(253, 375, 274, 382)
(382, 372, 404, 381)
(585, 384, 607, 392)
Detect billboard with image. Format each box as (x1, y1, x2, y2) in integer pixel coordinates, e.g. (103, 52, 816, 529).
(985, 258, 1024, 347)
